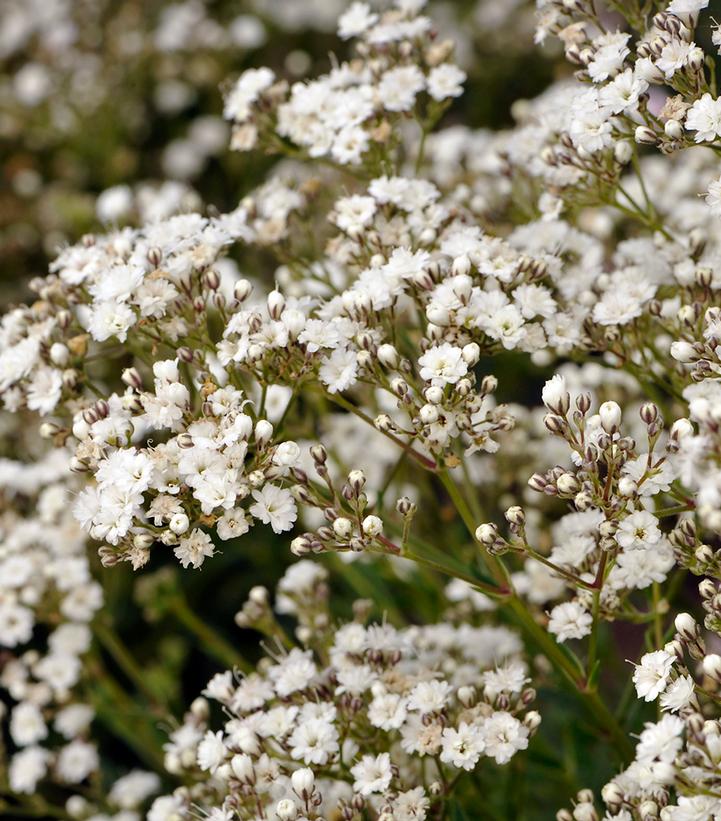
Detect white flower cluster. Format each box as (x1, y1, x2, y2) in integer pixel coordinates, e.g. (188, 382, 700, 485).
(559, 600, 721, 821)
(71, 361, 301, 570)
(149, 561, 539, 821)
(0, 177, 305, 416)
(0, 446, 102, 795)
(476, 373, 688, 644)
(223, 2, 466, 162)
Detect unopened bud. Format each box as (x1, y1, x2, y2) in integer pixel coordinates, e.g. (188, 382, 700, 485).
(234, 279, 253, 302)
(599, 401, 622, 434)
(634, 125, 657, 145)
(703, 653, 721, 684)
(475, 523, 498, 545)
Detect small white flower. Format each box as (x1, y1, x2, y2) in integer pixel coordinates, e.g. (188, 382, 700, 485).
(351, 752, 393, 795)
(547, 601, 592, 642)
(633, 650, 675, 702)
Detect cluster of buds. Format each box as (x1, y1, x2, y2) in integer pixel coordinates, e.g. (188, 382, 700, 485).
(290, 455, 393, 558)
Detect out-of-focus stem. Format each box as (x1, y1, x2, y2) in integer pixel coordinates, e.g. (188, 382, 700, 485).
(93, 619, 168, 710)
(439, 469, 633, 760)
(169, 596, 250, 672)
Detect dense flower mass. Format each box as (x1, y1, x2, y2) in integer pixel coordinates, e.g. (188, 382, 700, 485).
(9, 0, 721, 817)
(148, 562, 538, 820)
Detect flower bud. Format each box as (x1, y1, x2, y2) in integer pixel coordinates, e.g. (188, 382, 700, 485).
(556, 473, 580, 495)
(50, 342, 69, 366)
(634, 125, 657, 145)
(457, 685, 476, 707)
(333, 517, 354, 540)
(133, 532, 155, 549)
(572, 803, 598, 821)
(614, 141, 633, 164)
(231, 753, 255, 783)
(249, 586, 268, 605)
(169, 512, 190, 535)
(348, 469, 366, 492)
(377, 344, 399, 368)
(670, 418, 693, 439)
(234, 279, 253, 302)
(419, 404, 439, 424)
(601, 782, 624, 809)
(640, 402, 659, 425)
(462, 342, 480, 365)
(475, 523, 498, 545)
(203, 269, 221, 291)
(425, 386, 444, 404)
(617, 477, 637, 497)
(267, 290, 285, 319)
(505, 506, 525, 526)
(703, 653, 721, 684)
(362, 515, 383, 537)
(664, 119, 683, 140)
(276, 799, 298, 820)
(255, 420, 274, 446)
(524, 710, 542, 731)
(290, 536, 312, 556)
(291, 768, 315, 798)
(670, 341, 696, 362)
(599, 401, 622, 434)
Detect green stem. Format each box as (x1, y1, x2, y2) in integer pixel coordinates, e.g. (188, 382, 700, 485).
(438, 470, 633, 761)
(327, 393, 437, 471)
(87, 658, 167, 772)
(93, 620, 168, 709)
(437, 469, 510, 588)
(169, 597, 250, 672)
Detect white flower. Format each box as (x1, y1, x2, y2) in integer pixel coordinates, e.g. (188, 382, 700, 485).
(197, 730, 226, 773)
(481, 711, 529, 764)
(598, 68, 647, 113)
(9, 747, 50, 794)
(10, 703, 47, 747)
(56, 739, 99, 783)
(635, 714, 684, 764)
(217, 508, 251, 540)
(108, 770, 161, 809)
(333, 195, 376, 233)
(288, 718, 339, 765)
(392, 787, 430, 821)
(660, 674, 695, 713)
(26, 367, 62, 415)
(319, 347, 359, 394)
(418, 343, 467, 386)
(368, 692, 407, 730)
(351, 752, 393, 795)
(250, 484, 297, 533)
(440, 722, 485, 770)
(547, 601, 592, 642)
(685, 93, 721, 142)
(706, 177, 721, 216)
(379, 65, 425, 112)
(482, 661, 529, 699)
(407, 680, 452, 713)
(655, 40, 693, 79)
(633, 650, 676, 702)
(427, 64, 466, 101)
(223, 67, 275, 122)
(616, 510, 661, 550)
(338, 2, 378, 39)
(268, 648, 317, 697)
(174, 529, 215, 569)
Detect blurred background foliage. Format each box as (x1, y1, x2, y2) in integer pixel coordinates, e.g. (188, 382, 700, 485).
(0, 0, 554, 300)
